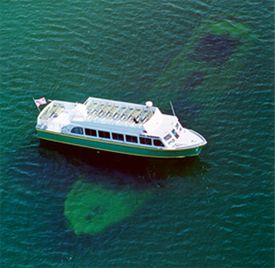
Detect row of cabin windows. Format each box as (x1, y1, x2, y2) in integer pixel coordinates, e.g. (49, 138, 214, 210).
(71, 127, 164, 147)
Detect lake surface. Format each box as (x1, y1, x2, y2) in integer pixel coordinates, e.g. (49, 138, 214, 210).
(0, 0, 274, 267)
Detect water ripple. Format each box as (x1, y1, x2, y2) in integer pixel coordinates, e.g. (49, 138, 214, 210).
(1, 0, 274, 267)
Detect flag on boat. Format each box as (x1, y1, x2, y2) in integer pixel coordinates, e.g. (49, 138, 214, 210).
(34, 97, 47, 108)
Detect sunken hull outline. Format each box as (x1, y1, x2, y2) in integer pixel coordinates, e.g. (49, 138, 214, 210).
(144, 16, 257, 110)
(37, 129, 205, 159)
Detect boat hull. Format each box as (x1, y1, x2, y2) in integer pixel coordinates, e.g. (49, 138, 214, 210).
(36, 129, 204, 159)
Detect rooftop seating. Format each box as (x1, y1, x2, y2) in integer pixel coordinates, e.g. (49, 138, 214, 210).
(84, 97, 154, 126)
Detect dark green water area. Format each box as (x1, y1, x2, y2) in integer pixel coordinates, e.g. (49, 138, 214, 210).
(0, 0, 274, 267)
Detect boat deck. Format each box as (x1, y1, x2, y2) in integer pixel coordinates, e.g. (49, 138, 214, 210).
(84, 97, 155, 126)
(38, 97, 157, 130)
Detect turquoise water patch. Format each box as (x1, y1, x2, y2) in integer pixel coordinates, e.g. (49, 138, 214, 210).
(64, 180, 150, 235)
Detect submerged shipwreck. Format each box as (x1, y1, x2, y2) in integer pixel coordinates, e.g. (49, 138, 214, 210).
(64, 180, 151, 235)
(35, 97, 207, 158)
(145, 17, 256, 110)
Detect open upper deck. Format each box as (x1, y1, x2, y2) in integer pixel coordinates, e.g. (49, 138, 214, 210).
(37, 97, 160, 133)
(83, 97, 155, 127)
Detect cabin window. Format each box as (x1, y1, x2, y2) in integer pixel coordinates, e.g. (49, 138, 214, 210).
(112, 133, 124, 141)
(71, 127, 83, 135)
(172, 129, 179, 139)
(175, 123, 179, 130)
(98, 131, 110, 139)
(85, 128, 97, 137)
(126, 135, 138, 143)
(164, 133, 172, 141)
(140, 137, 152, 145)
(153, 139, 164, 147)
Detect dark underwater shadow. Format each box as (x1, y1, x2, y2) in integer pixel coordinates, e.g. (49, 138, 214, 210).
(39, 140, 208, 186)
(38, 139, 209, 238)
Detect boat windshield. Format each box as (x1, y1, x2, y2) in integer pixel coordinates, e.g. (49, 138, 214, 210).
(164, 133, 172, 141)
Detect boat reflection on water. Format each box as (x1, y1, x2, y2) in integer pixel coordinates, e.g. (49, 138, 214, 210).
(39, 139, 208, 183)
(39, 140, 208, 236)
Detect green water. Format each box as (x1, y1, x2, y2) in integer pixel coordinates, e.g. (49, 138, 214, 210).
(0, 0, 274, 267)
(65, 180, 150, 235)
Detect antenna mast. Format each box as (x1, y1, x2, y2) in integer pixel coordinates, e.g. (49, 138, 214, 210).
(170, 101, 176, 116)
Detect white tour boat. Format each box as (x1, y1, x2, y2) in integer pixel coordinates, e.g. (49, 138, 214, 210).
(35, 97, 207, 158)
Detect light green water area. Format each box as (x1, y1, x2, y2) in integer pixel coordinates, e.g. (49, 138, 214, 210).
(65, 180, 150, 235)
(0, 0, 274, 267)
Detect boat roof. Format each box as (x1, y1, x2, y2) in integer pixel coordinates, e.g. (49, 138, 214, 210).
(83, 97, 156, 127)
(37, 96, 180, 138)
